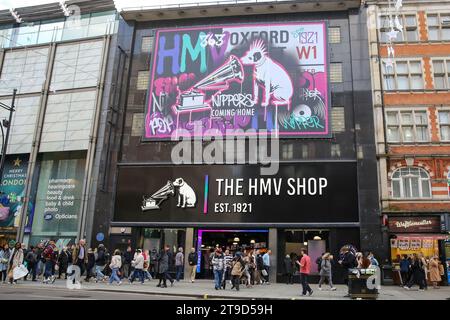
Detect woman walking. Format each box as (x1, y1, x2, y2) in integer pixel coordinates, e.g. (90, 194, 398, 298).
(231, 253, 244, 291)
(318, 253, 336, 291)
(108, 249, 122, 285)
(428, 256, 442, 289)
(0, 244, 10, 283)
(404, 253, 426, 291)
(7, 242, 24, 284)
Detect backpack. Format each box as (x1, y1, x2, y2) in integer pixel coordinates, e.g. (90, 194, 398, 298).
(316, 257, 322, 270)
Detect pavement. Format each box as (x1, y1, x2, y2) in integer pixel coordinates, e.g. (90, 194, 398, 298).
(1, 278, 449, 300)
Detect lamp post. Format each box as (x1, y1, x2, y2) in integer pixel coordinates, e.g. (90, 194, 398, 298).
(0, 89, 16, 182)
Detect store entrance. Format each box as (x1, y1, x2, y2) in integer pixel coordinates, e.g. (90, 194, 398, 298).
(195, 229, 269, 279)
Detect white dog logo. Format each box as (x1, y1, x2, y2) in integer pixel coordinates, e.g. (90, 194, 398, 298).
(172, 178, 197, 208)
(241, 40, 293, 109)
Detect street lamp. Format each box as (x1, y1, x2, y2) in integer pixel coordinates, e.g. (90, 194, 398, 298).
(0, 89, 17, 182)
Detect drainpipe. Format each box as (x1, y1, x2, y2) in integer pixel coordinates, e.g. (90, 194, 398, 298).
(17, 43, 57, 243)
(77, 34, 111, 243)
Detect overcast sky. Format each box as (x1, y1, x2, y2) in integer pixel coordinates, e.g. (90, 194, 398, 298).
(0, 0, 222, 11)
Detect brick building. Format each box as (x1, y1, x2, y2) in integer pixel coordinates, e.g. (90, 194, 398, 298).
(367, 0, 450, 274)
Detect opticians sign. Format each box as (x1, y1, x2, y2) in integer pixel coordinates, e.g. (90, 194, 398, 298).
(145, 22, 330, 140)
(114, 162, 358, 224)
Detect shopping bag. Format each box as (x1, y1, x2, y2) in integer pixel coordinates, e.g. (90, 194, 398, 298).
(13, 264, 29, 280)
(261, 269, 268, 277)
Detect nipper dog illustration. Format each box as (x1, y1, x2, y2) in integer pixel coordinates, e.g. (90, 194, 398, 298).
(172, 178, 197, 208)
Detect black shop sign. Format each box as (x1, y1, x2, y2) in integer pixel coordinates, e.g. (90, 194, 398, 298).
(114, 162, 358, 224)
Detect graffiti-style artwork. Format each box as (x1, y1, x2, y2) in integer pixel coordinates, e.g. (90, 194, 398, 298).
(145, 22, 330, 139)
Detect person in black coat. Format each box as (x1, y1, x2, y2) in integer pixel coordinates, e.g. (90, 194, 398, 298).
(283, 254, 294, 284)
(57, 247, 69, 279)
(85, 249, 96, 282)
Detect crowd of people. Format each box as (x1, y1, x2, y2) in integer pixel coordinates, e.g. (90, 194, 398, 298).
(398, 253, 444, 291)
(1, 239, 445, 296)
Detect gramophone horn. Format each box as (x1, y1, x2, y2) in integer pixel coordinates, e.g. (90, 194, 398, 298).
(193, 55, 243, 90)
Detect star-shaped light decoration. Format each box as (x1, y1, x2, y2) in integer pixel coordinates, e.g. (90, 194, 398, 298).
(394, 16, 403, 33)
(387, 28, 399, 42)
(384, 58, 394, 70)
(13, 157, 21, 167)
(395, 0, 403, 11)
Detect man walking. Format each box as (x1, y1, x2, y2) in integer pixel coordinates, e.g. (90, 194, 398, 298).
(175, 247, 184, 282)
(296, 248, 313, 296)
(72, 239, 88, 282)
(130, 249, 145, 284)
(187, 247, 197, 283)
(123, 246, 133, 279)
(262, 250, 271, 284)
(42, 240, 57, 284)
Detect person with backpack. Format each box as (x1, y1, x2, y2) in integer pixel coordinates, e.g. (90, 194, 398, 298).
(94, 244, 107, 283)
(42, 240, 57, 284)
(316, 253, 324, 273)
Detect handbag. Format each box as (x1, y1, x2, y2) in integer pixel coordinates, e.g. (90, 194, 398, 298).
(439, 264, 444, 276)
(55, 264, 60, 271)
(261, 269, 268, 277)
(13, 264, 28, 280)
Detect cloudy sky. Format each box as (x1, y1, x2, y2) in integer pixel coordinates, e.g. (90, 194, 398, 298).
(0, 0, 221, 11)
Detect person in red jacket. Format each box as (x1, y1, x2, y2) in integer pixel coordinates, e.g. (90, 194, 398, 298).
(296, 248, 313, 296)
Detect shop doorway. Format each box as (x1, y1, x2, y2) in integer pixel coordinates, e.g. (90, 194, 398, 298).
(196, 229, 269, 279)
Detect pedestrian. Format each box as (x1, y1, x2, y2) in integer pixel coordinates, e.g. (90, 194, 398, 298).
(420, 253, 428, 290)
(123, 246, 133, 279)
(212, 248, 225, 290)
(404, 253, 426, 291)
(42, 240, 57, 284)
(399, 254, 410, 286)
(108, 249, 122, 285)
(338, 246, 357, 297)
(57, 247, 69, 279)
(94, 244, 107, 283)
(0, 243, 11, 283)
(24, 246, 37, 281)
(7, 241, 24, 284)
(428, 256, 441, 289)
(296, 248, 313, 296)
(243, 251, 253, 288)
(143, 250, 152, 281)
(85, 248, 95, 282)
(255, 250, 264, 284)
(157, 245, 174, 288)
(284, 254, 294, 285)
(175, 247, 184, 282)
(72, 239, 88, 282)
(149, 248, 158, 278)
(222, 249, 233, 289)
(35, 242, 44, 281)
(316, 253, 324, 273)
(130, 249, 145, 284)
(318, 252, 336, 291)
(262, 249, 271, 284)
(231, 253, 244, 291)
(368, 252, 379, 267)
(187, 247, 197, 283)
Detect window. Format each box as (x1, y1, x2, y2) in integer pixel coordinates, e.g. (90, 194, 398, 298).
(330, 63, 343, 83)
(380, 14, 418, 42)
(391, 167, 431, 198)
(427, 14, 450, 41)
(142, 36, 154, 53)
(282, 144, 293, 159)
(331, 144, 341, 157)
(386, 110, 429, 142)
(438, 110, 450, 141)
(432, 59, 450, 89)
(331, 107, 345, 133)
(383, 60, 423, 91)
(136, 71, 150, 90)
(131, 113, 144, 136)
(328, 27, 341, 44)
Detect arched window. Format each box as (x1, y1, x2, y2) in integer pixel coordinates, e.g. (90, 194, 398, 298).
(391, 167, 431, 198)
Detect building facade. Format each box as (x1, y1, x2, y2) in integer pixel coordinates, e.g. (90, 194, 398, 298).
(0, 0, 118, 247)
(367, 0, 450, 282)
(92, 0, 382, 282)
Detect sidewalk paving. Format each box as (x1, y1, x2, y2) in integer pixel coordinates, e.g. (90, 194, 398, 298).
(4, 279, 450, 300)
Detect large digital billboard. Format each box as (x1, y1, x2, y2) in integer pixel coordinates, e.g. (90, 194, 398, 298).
(145, 22, 330, 139)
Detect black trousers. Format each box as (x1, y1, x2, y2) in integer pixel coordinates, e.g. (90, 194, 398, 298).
(300, 273, 312, 295)
(232, 275, 240, 290)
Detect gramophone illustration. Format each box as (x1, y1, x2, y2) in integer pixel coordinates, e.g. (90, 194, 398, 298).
(173, 55, 244, 112)
(142, 178, 197, 211)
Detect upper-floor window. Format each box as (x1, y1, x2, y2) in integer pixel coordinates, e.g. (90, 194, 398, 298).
(427, 14, 450, 41)
(328, 27, 341, 44)
(391, 167, 431, 199)
(380, 14, 418, 42)
(383, 60, 424, 91)
(432, 59, 450, 89)
(386, 110, 429, 143)
(438, 110, 450, 141)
